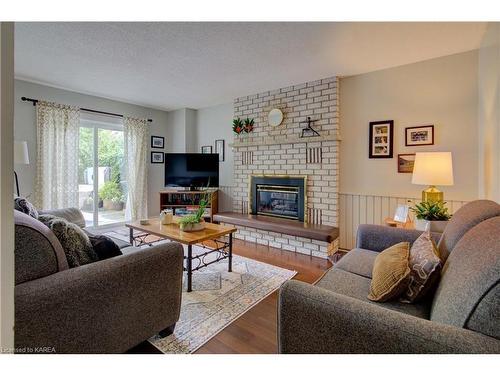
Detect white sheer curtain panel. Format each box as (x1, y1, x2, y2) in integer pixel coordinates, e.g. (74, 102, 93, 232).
(124, 116, 148, 221)
(34, 101, 80, 210)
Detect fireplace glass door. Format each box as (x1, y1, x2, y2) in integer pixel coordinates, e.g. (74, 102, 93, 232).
(256, 185, 299, 220)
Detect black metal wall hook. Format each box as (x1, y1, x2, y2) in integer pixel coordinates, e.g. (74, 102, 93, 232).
(300, 116, 320, 138)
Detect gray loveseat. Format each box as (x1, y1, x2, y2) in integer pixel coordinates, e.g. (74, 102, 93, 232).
(279, 200, 500, 353)
(14, 208, 184, 353)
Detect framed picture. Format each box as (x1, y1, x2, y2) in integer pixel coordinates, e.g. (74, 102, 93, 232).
(151, 136, 165, 149)
(369, 120, 394, 158)
(201, 145, 212, 154)
(398, 153, 416, 173)
(151, 151, 164, 164)
(215, 139, 225, 161)
(405, 125, 434, 146)
(393, 204, 410, 224)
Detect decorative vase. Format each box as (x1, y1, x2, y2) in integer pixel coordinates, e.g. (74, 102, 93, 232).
(414, 218, 429, 231)
(180, 220, 206, 232)
(428, 220, 448, 233)
(415, 219, 448, 233)
(160, 209, 173, 225)
(239, 131, 247, 143)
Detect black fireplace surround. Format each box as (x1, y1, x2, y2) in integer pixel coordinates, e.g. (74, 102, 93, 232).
(249, 175, 306, 221)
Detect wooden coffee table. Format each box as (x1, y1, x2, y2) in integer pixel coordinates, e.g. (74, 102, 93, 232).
(126, 218, 237, 292)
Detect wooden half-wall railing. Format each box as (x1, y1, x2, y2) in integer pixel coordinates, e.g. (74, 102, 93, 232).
(339, 193, 468, 250)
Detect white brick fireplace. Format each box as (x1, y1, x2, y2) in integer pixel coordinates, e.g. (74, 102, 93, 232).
(230, 76, 340, 258)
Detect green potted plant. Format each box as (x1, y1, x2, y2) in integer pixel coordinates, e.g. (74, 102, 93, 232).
(243, 117, 254, 134)
(99, 180, 125, 211)
(178, 189, 211, 232)
(410, 200, 452, 232)
(232, 118, 244, 136)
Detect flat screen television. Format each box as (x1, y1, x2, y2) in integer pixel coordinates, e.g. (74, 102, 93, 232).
(164, 153, 219, 189)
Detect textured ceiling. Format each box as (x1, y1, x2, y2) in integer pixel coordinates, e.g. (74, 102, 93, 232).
(15, 22, 487, 110)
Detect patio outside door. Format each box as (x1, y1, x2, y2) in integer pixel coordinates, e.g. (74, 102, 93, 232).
(78, 118, 126, 228)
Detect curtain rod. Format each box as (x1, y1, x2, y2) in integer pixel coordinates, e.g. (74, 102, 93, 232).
(21, 97, 153, 123)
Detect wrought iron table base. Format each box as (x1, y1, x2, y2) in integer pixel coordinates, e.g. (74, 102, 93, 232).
(128, 228, 233, 292)
(185, 234, 233, 292)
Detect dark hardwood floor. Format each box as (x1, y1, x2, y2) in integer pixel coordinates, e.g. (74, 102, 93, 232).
(129, 239, 331, 354)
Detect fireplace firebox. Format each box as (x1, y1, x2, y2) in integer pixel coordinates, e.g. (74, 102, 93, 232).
(249, 175, 306, 222)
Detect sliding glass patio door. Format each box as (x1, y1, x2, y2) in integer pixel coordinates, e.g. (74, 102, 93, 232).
(78, 117, 126, 228)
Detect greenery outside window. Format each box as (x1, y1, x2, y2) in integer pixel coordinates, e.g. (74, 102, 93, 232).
(78, 114, 126, 228)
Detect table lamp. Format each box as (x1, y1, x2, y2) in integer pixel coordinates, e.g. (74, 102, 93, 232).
(14, 141, 30, 197)
(411, 152, 454, 202)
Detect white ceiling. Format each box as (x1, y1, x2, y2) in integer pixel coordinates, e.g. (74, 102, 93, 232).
(15, 22, 487, 111)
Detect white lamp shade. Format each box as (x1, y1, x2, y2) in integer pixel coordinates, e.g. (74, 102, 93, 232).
(412, 152, 454, 186)
(14, 141, 30, 165)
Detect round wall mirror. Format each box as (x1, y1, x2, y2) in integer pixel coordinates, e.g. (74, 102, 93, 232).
(268, 108, 284, 127)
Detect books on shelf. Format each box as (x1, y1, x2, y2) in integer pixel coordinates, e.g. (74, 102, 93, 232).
(159, 190, 217, 221)
(174, 207, 211, 218)
(162, 192, 213, 206)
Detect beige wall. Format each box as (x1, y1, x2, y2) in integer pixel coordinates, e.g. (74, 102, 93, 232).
(340, 50, 479, 201)
(478, 22, 500, 202)
(194, 103, 234, 186)
(167, 108, 198, 154)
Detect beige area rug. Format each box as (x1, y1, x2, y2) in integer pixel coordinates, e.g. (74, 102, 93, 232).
(104, 228, 297, 354)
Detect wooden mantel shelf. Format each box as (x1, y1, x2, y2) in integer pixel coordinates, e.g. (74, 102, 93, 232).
(213, 212, 339, 243)
(228, 133, 341, 149)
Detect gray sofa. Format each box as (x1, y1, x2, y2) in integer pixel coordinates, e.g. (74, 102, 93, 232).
(279, 200, 500, 353)
(14, 208, 184, 353)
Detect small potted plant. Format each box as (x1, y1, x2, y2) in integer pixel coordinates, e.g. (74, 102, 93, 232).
(232, 118, 244, 136)
(99, 180, 125, 211)
(243, 117, 254, 134)
(178, 189, 211, 232)
(410, 200, 452, 232)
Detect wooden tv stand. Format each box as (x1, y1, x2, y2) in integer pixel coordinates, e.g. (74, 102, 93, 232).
(159, 189, 218, 222)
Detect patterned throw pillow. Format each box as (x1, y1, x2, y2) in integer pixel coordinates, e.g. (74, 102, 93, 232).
(14, 197, 39, 219)
(368, 242, 411, 302)
(38, 214, 98, 268)
(401, 230, 442, 303)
